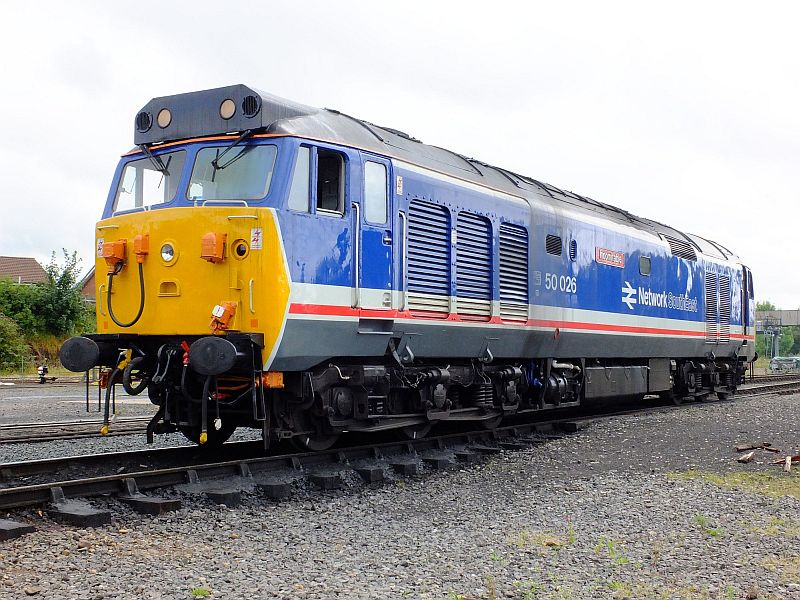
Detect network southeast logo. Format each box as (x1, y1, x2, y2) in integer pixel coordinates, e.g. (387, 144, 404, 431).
(621, 282, 698, 313)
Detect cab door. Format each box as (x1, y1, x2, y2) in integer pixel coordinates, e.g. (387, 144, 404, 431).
(355, 154, 393, 310)
(742, 265, 752, 339)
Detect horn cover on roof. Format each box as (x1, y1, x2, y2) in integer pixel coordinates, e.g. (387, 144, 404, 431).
(134, 84, 317, 145)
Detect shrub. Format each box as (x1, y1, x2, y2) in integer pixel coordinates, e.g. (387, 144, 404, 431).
(0, 314, 31, 372)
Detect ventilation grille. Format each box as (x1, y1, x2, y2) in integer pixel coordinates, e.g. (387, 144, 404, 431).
(499, 223, 529, 321)
(719, 274, 731, 343)
(135, 111, 152, 133)
(407, 200, 450, 318)
(569, 239, 578, 261)
(704, 271, 732, 344)
(546, 235, 562, 256)
(242, 95, 261, 118)
(665, 236, 697, 261)
(456, 213, 492, 321)
(705, 272, 718, 342)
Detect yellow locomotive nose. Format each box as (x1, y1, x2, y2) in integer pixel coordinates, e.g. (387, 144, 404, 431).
(94, 206, 290, 360)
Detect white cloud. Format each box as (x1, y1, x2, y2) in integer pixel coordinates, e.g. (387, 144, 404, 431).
(0, 0, 798, 307)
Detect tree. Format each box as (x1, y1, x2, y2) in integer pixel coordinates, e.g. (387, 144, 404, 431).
(34, 250, 92, 336)
(780, 327, 795, 356)
(0, 279, 43, 335)
(789, 326, 800, 356)
(756, 300, 777, 311)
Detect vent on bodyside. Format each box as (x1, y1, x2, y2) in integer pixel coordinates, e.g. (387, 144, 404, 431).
(546, 234, 562, 256)
(499, 223, 529, 322)
(407, 200, 450, 318)
(705, 271, 718, 343)
(456, 213, 492, 321)
(719, 274, 731, 343)
(569, 239, 578, 261)
(665, 236, 697, 261)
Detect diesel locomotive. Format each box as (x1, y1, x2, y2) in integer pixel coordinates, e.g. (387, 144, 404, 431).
(60, 84, 756, 449)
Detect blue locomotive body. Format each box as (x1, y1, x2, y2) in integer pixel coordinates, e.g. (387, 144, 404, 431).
(270, 139, 754, 373)
(65, 85, 756, 447)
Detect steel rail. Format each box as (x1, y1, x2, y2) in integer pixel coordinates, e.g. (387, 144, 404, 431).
(0, 416, 151, 444)
(0, 416, 151, 431)
(737, 380, 800, 396)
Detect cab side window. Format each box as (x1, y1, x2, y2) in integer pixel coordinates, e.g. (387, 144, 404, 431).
(364, 161, 388, 224)
(288, 146, 310, 212)
(317, 150, 344, 214)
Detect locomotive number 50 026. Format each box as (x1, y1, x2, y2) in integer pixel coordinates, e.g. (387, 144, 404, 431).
(545, 273, 577, 293)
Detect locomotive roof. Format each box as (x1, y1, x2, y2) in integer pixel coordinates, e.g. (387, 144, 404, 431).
(135, 84, 738, 263)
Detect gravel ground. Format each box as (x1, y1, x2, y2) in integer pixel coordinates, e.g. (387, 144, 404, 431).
(1, 392, 800, 599)
(0, 382, 158, 424)
(0, 383, 264, 463)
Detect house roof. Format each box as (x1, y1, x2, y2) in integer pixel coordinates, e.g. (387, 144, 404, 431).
(0, 256, 48, 284)
(79, 267, 96, 300)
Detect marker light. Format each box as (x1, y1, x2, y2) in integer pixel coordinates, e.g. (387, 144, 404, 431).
(220, 99, 236, 120)
(157, 108, 172, 128)
(161, 243, 175, 263)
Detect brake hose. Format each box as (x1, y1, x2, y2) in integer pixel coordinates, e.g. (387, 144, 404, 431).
(107, 262, 146, 328)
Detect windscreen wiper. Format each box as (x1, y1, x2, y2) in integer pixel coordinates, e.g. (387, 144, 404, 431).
(210, 129, 255, 181)
(138, 144, 170, 176)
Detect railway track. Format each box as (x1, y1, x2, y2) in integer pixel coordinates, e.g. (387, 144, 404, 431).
(738, 378, 800, 397)
(0, 416, 150, 444)
(0, 378, 800, 509)
(1, 378, 799, 512)
(746, 373, 800, 385)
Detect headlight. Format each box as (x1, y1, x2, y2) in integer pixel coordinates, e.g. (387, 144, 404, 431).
(220, 99, 236, 120)
(157, 108, 172, 128)
(161, 243, 175, 262)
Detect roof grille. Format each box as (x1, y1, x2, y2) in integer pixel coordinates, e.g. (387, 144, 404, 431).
(135, 111, 152, 133)
(241, 95, 261, 118)
(664, 236, 697, 261)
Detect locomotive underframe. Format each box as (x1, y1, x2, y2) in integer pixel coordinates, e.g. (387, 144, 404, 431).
(73, 332, 746, 448)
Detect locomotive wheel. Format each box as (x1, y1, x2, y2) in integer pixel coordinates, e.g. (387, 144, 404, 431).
(179, 422, 237, 446)
(289, 409, 339, 451)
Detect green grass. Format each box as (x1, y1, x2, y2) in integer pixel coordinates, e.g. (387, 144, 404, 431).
(190, 588, 211, 598)
(674, 470, 800, 499)
(593, 537, 630, 566)
(566, 521, 577, 545)
(761, 555, 800, 584)
(512, 580, 543, 599)
(508, 529, 564, 551)
(693, 513, 723, 537)
(750, 516, 800, 537)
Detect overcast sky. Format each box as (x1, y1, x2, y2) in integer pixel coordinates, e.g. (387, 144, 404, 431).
(1, 1, 797, 307)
